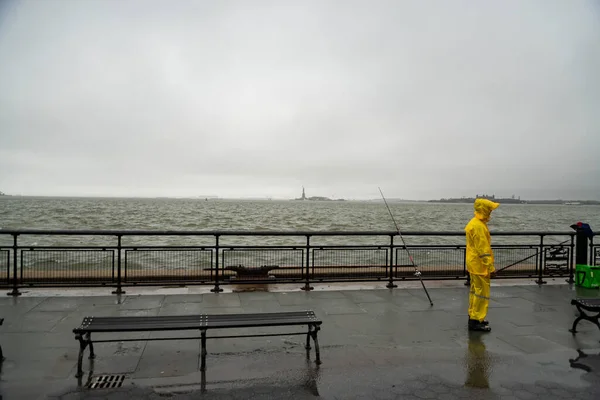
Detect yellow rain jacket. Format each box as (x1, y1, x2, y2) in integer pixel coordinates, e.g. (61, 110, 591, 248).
(465, 199, 499, 276)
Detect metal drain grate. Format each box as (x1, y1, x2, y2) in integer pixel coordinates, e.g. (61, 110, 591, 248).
(87, 374, 126, 389)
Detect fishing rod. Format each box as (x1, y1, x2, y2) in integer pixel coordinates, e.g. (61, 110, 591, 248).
(378, 187, 433, 306)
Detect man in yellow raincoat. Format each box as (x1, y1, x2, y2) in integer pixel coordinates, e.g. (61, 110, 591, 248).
(465, 198, 499, 332)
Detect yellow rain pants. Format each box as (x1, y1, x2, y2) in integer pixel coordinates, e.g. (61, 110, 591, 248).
(465, 198, 499, 322)
(468, 274, 491, 321)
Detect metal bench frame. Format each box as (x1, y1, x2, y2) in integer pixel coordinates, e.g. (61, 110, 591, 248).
(570, 298, 600, 334)
(73, 311, 322, 378)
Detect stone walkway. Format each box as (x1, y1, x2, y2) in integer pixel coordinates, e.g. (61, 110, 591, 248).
(1, 280, 599, 399)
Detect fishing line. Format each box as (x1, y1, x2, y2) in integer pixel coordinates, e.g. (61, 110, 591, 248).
(378, 187, 433, 306)
(495, 238, 570, 273)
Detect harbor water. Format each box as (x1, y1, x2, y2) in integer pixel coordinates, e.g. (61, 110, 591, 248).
(0, 197, 598, 247)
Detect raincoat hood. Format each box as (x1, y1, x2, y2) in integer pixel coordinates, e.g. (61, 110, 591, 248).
(474, 198, 499, 222)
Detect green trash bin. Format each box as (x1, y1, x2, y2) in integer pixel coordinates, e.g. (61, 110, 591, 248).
(575, 264, 600, 288)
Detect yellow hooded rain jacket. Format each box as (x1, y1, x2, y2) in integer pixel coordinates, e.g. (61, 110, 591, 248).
(464, 199, 499, 276)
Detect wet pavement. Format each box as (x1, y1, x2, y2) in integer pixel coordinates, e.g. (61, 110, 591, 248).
(1, 280, 600, 399)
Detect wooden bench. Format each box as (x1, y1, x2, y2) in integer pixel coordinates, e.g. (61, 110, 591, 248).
(73, 311, 322, 378)
(570, 298, 600, 334)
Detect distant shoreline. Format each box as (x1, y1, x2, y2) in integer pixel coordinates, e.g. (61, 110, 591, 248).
(0, 195, 599, 205)
(428, 198, 600, 205)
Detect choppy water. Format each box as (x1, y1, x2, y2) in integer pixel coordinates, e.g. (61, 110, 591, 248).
(0, 197, 598, 248)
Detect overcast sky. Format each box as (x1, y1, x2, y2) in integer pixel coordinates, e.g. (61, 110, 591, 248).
(0, 0, 599, 200)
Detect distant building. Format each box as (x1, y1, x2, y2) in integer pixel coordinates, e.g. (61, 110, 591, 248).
(293, 187, 341, 201)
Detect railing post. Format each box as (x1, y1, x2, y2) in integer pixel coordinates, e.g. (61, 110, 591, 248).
(571, 223, 591, 266)
(567, 234, 575, 284)
(302, 235, 313, 291)
(589, 235, 594, 266)
(7, 234, 21, 296)
(463, 245, 470, 286)
(536, 235, 546, 285)
(387, 235, 397, 288)
(211, 235, 223, 293)
(112, 235, 125, 295)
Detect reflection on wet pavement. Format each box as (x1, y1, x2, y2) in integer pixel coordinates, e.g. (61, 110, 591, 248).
(464, 331, 491, 389)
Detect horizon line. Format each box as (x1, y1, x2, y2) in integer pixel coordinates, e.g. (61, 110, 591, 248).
(1, 194, 599, 203)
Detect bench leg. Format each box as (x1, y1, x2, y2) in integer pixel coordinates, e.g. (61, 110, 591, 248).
(310, 325, 321, 365)
(570, 316, 584, 333)
(0, 343, 3, 361)
(75, 334, 90, 378)
(200, 329, 207, 372)
(305, 326, 312, 350)
(87, 333, 96, 359)
(570, 304, 600, 334)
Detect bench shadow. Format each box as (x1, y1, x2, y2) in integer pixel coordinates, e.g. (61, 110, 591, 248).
(75, 344, 320, 396)
(569, 349, 600, 374)
(200, 350, 321, 395)
(76, 358, 95, 388)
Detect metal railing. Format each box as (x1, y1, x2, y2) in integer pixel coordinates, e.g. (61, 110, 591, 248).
(0, 229, 584, 296)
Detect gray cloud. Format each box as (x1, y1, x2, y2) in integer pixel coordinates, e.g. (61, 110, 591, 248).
(1, 0, 599, 200)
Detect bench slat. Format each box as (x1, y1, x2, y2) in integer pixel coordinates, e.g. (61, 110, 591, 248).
(202, 311, 317, 321)
(202, 318, 319, 329)
(73, 311, 320, 333)
(572, 298, 600, 311)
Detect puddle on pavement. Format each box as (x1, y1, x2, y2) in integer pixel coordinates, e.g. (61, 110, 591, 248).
(460, 331, 600, 393)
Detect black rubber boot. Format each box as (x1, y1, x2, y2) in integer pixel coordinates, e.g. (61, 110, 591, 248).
(468, 319, 491, 332)
(468, 318, 489, 325)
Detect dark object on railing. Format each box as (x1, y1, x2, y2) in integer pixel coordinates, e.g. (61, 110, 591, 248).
(223, 264, 280, 280)
(72, 311, 322, 379)
(0, 317, 4, 361)
(571, 222, 594, 266)
(569, 298, 600, 334)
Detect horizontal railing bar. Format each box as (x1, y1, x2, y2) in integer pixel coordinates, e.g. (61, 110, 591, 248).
(0, 229, 579, 237)
(220, 244, 306, 250)
(310, 246, 391, 249)
(124, 247, 214, 250)
(3, 243, 571, 250)
(20, 247, 117, 250)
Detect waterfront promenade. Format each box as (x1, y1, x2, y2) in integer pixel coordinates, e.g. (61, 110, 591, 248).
(1, 280, 600, 399)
